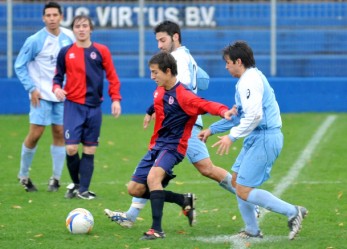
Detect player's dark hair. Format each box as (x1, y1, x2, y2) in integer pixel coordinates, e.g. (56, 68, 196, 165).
(222, 41, 256, 68)
(71, 15, 94, 31)
(149, 51, 178, 76)
(43, 2, 62, 15)
(154, 20, 182, 44)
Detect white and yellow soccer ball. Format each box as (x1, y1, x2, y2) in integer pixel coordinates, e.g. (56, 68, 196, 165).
(66, 208, 94, 234)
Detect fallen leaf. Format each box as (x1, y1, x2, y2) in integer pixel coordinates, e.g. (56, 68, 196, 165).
(12, 205, 22, 209)
(113, 234, 122, 239)
(34, 234, 43, 238)
(174, 181, 184, 185)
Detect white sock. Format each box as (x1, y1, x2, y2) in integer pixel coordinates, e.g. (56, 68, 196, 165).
(51, 145, 66, 180)
(18, 143, 37, 178)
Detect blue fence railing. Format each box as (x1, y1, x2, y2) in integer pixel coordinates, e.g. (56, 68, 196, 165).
(1, 2, 346, 78)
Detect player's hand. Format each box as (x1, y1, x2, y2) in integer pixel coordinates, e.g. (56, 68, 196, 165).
(223, 105, 238, 120)
(30, 89, 41, 107)
(151, 112, 156, 120)
(211, 135, 233, 155)
(54, 88, 67, 102)
(198, 128, 212, 143)
(111, 101, 121, 118)
(143, 114, 152, 129)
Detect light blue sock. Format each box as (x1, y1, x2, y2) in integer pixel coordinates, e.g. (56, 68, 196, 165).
(237, 196, 259, 235)
(18, 143, 37, 178)
(126, 197, 148, 222)
(51, 145, 66, 180)
(247, 188, 297, 218)
(219, 172, 236, 194)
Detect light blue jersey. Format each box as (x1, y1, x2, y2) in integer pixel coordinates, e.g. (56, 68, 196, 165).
(14, 27, 74, 102)
(208, 67, 283, 187)
(229, 68, 282, 141)
(209, 68, 281, 136)
(171, 46, 203, 128)
(232, 67, 283, 187)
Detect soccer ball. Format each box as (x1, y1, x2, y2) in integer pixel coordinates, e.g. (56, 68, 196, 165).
(66, 208, 94, 234)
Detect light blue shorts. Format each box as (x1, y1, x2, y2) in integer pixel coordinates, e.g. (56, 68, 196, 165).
(186, 125, 210, 164)
(232, 128, 283, 188)
(29, 99, 63, 126)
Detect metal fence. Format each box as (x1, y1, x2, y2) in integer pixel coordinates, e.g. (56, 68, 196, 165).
(1, 0, 347, 78)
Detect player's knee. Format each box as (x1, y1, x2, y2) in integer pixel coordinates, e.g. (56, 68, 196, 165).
(127, 181, 145, 197)
(194, 159, 214, 177)
(66, 145, 78, 155)
(52, 125, 64, 139)
(235, 185, 251, 201)
(231, 172, 237, 188)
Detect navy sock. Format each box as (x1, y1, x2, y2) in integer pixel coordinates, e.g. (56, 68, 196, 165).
(79, 153, 94, 193)
(150, 190, 165, 232)
(164, 190, 184, 207)
(66, 153, 80, 184)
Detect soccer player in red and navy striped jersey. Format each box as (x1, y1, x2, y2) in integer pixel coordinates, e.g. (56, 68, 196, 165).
(127, 51, 236, 240)
(53, 15, 122, 200)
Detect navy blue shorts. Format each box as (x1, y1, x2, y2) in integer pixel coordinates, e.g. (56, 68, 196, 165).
(63, 100, 102, 146)
(131, 149, 184, 187)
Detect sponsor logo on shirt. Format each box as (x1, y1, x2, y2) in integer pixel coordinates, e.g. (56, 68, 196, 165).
(246, 89, 250, 99)
(69, 53, 75, 59)
(169, 96, 174, 104)
(50, 55, 56, 65)
(154, 91, 158, 98)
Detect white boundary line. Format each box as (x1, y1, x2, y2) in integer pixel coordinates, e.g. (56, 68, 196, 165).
(194, 115, 337, 248)
(271, 114, 337, 198)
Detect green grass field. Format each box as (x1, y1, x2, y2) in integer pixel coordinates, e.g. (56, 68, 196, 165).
(0, 114, 346, 249)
